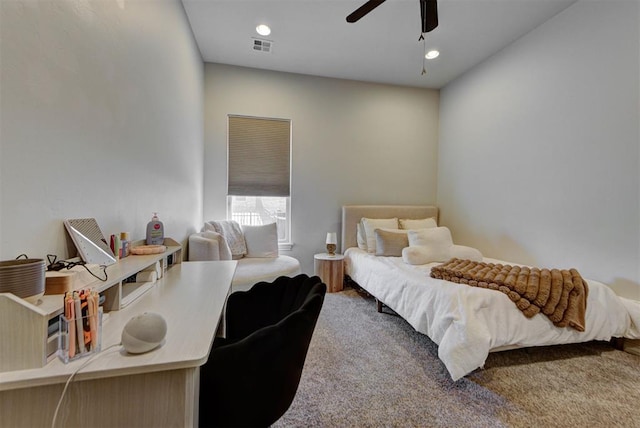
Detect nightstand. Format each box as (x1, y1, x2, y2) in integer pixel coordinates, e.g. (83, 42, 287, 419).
(314, 253, 345, 293)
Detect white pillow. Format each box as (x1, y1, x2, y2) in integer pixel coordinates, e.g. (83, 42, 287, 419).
(356, 221, 368, 251)
(401, 225, 484, 266)
(399, 217, 437, 230)
(402, 246, 449, 265)
(450, 244, 483, 262)
(361, 218, 398, 254)
(242, 223, 278, 258)
(405, 227, 454, 264)
(407, 226, 453, 248)
(402, 243, 483, 265)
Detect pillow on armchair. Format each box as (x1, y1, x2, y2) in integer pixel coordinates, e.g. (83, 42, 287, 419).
(242, 223, 279, 258)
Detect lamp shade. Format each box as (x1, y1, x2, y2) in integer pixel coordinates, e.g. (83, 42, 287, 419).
(326, 232, 337, 245)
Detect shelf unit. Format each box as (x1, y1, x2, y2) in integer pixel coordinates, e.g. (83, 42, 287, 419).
(0, 238, 182, 373)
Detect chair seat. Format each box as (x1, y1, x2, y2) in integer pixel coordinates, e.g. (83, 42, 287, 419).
(231, 255, 301, 292)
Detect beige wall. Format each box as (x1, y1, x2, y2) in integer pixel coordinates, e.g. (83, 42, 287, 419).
(204, 63, 440, 273)
(438, 0, 640, 299)
(0, 0, 204, 260)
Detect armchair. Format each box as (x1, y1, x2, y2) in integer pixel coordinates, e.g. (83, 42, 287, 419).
(188, 221, 301, 292)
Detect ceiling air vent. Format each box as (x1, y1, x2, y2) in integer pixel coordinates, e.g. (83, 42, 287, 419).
(252, 38, 272, 53)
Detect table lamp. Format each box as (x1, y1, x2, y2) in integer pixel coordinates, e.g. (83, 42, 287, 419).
(326, 232, 337, 256)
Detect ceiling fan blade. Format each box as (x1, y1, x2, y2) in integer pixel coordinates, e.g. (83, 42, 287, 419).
(346, 0, 387, 23)
(420, 0, 438, 33)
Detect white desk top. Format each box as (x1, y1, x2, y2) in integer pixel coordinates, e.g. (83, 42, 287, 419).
(0, 261, 236, 391)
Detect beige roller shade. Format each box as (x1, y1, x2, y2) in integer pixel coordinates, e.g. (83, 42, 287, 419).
(227, 115, 291, 197)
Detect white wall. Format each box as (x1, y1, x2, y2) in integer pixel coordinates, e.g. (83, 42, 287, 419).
(204, 63, 439, 273)
(438, 0, 639, 299)
(0, 0, 204, 261)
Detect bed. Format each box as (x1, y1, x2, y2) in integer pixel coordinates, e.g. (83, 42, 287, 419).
(341, 205, 640, 381)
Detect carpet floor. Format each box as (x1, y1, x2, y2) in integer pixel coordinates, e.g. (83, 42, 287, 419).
(273, 288, 640, 428)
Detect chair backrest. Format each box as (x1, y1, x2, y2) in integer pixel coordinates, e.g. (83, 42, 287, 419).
(199, 274, 326, 428)
(224, 274, 324, 342)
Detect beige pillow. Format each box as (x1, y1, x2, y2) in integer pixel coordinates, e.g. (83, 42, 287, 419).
(361, 218, 398, 254)
(375, 229, 409, 257)
(399, 217, 438, 230)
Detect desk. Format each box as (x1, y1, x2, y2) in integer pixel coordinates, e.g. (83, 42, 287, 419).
(0, 261, 236, 427)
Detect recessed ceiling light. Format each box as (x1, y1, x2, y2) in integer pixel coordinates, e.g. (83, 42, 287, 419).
(425, 50, 440, 59)
(256, 24, 271, 36)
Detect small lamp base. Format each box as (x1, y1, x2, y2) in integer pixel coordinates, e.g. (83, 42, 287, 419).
(326, 243, 336, 256)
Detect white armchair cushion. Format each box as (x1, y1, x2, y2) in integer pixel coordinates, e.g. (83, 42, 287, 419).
(189, 231, 232, 261)
(231, 256, 301, 292)
(242, 223, 279, 258)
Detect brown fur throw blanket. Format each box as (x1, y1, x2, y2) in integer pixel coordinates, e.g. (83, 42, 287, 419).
(430, 258, 589, 331)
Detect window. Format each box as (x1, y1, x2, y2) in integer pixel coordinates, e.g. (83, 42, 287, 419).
(227, 196, 290, 243)
(227, 115, 291, 246)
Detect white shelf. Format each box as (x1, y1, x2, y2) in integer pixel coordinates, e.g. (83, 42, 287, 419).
(0, 261, 236, 427)
(121, 281, 155, 308)
(0, 238, 182, 373)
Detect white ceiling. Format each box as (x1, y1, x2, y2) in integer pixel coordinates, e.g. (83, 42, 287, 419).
(182, 0, 576, 89)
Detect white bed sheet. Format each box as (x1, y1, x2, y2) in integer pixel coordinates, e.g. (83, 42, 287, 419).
(345, 248, 635, 381)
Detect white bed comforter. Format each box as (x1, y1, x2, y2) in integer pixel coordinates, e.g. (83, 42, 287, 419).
(345, 248, 638, 381)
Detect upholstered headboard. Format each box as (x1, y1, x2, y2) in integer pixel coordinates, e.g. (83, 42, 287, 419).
(341, 205, 439, 252)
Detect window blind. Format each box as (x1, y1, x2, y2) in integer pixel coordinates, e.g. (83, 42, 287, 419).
(228, 116, 291, 197)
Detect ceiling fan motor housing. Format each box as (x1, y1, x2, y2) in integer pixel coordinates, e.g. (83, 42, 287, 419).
(347, 0, 439, 33)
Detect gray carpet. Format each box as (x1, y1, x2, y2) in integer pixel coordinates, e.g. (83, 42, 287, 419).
(274, 288, 640, 428)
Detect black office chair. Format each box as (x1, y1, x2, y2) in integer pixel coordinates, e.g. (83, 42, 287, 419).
(199, 274, 327, 428)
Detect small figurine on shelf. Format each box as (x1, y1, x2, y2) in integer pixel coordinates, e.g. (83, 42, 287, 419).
(120, 232, 130, 258)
